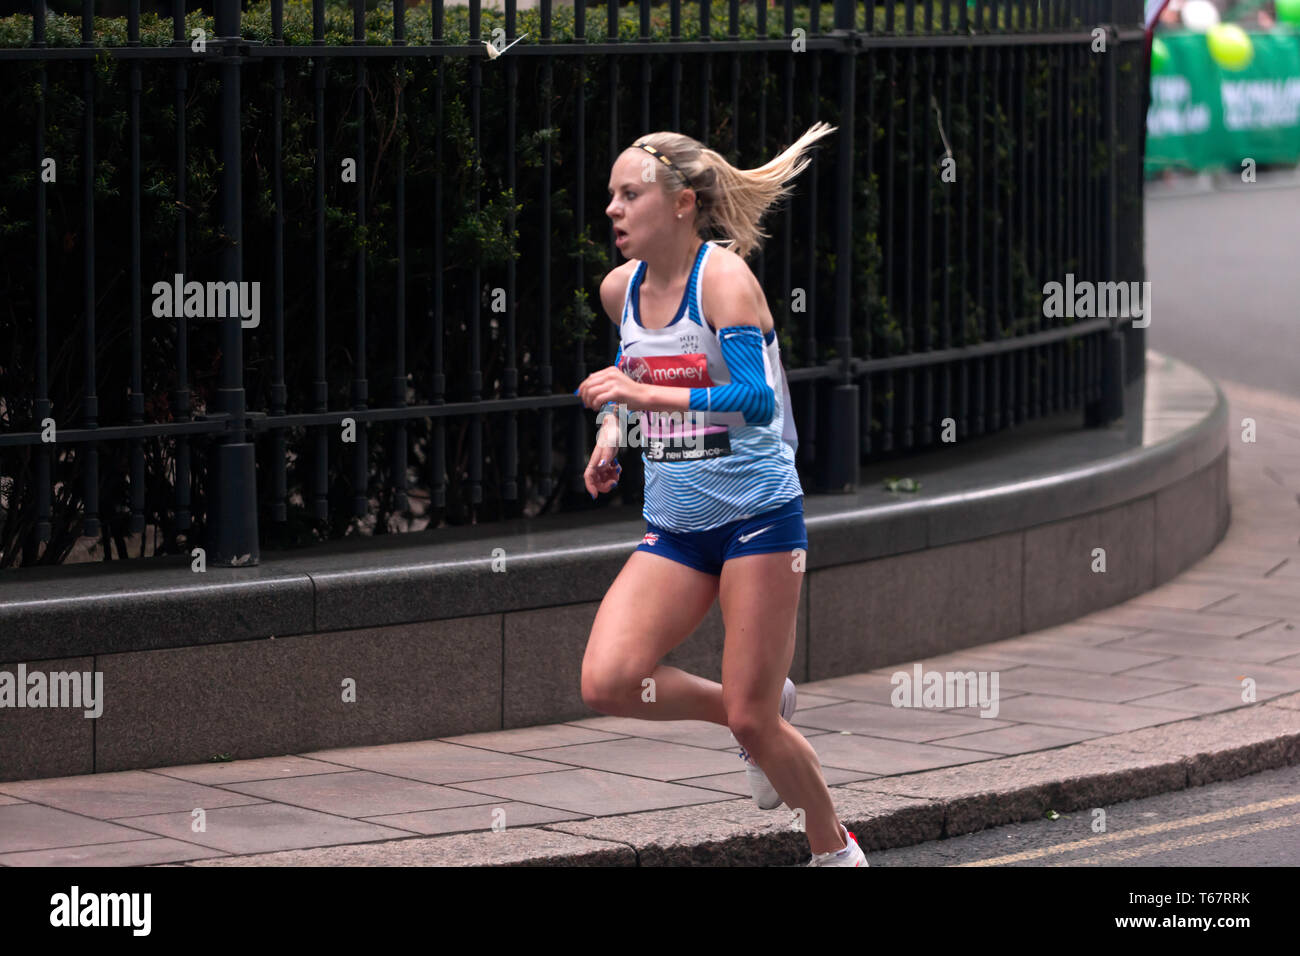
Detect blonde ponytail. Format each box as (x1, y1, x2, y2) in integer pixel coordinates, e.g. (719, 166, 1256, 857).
(630, 122, 837, 262)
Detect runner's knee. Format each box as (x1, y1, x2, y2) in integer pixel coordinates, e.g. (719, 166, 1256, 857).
(581, 658, 653, 713)
(725, 702, 780, 747)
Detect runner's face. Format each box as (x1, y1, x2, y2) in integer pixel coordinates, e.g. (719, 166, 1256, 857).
(607, 150, 674, 258)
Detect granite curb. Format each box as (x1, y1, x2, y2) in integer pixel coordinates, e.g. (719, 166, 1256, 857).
(178, 692, 1300, 867)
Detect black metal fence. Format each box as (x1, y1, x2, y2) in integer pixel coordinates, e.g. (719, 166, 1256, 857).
(0, 0, 1149, 568)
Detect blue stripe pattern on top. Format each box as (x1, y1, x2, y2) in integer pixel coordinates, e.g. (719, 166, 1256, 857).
(630, 242, 803, 533)
(642, 391, 802, 530)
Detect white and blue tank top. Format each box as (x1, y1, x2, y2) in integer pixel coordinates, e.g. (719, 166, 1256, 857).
(617, 239, 803, 532)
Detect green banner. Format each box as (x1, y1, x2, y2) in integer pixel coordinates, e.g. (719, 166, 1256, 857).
(1146, 30, 1300, 173)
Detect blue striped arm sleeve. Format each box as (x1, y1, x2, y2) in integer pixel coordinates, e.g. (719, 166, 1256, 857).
(687, 325, 775, 425)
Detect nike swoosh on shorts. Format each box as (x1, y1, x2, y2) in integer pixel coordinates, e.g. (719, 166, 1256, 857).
(737, 524, 775, 544)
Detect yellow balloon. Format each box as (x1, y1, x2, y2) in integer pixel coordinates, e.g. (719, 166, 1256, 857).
(1207, 24, 1254, 71)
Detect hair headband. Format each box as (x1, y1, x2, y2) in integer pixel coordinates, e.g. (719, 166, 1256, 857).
(632, 141, 704, 208)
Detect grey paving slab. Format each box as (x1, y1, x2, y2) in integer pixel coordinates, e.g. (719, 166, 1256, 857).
(448, 768, 737, 816)
(1237, 613, 1300, 634)
(1190, 547, 1298, 573)
(1125, 685, 1263, 714)
(516, 737, 742, 781)
(1018, 622, 1153, 646)
(674, 764, 879, 798)
(362, 801, 588, 836)
(218, 770, 503, 818)
(1126, 581, 1247, 611)
(960, 639, 1172, 674)
(1274, 653, 1300, 669)
(121, 802, 416, 854)
(791, 701, 1012, 742)
(0, 803, 155, 854)
(1178, 567, 1287, 587)
(1209, 537, 1299, 555)
(868, 652, 1029, 677)
(0, 770, 266, 819)
(1265, 560, 1300, 580)
(802, 732, 1000, 776)
(149, 756, 351, 785)
(0, 795, 25, 806)
(0, 837, 224, 867)
(932, 723, 1104, 755)
(969, 693, 1200, 733)
(1203, 594, 1300, 619)
(1099, 629, 1300, 665)
(438, 724, 626, 754)
(794, 673, 916, 707)
(1076, 604, 1282, 637)
(1119, 657, 1300, 693)
(794, 692, 856, 710)
(301, 740, 573, 785)
(1237, 620, 1300, 646)
(1190, 580, 1300, 600)
(995, 665, 1190, 703)
(937, 692, 1034, 716)
(562, 716, 738, 750)
(1237, 581, 1300, 603)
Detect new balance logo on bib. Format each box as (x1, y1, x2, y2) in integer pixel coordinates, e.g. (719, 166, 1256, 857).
(647, 430, 732, 461)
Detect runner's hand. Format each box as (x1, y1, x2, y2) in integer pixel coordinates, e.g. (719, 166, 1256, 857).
(584, 418, 622, 499)
(578, 366, 646, 410)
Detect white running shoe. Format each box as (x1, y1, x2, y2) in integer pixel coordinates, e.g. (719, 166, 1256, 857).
(806, 823, 868, 867)
(738, 677, 798, 810)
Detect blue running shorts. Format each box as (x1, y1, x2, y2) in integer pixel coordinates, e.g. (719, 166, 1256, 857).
(634, 496, 807, 576)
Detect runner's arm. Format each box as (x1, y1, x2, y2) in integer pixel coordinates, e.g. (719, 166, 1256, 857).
(595, 343, 624, 427)
(684, 250, 776, 425)
(595, 268, 629, 427)
(686, 325, 775, 425)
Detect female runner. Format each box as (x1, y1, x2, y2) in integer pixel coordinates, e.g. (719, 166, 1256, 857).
(576, 123, 866, 867)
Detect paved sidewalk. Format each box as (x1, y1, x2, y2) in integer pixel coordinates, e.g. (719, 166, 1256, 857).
(1, 377, 1298, 867)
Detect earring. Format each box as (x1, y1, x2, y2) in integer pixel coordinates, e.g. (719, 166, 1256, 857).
(677, 214, 682, 219)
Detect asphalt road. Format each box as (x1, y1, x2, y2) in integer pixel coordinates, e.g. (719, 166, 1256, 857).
(1144, 176, 1300, 401)
(865, 763, 1300, 866)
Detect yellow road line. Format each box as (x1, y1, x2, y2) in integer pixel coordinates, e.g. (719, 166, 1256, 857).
(953, 792, 1300, 867)
(1053, 810, 1300, 866)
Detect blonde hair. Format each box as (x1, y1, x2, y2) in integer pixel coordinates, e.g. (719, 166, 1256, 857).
(629, 122, 837, 262)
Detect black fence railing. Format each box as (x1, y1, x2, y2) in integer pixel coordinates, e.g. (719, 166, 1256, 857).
(0, 0, 1149, 569)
